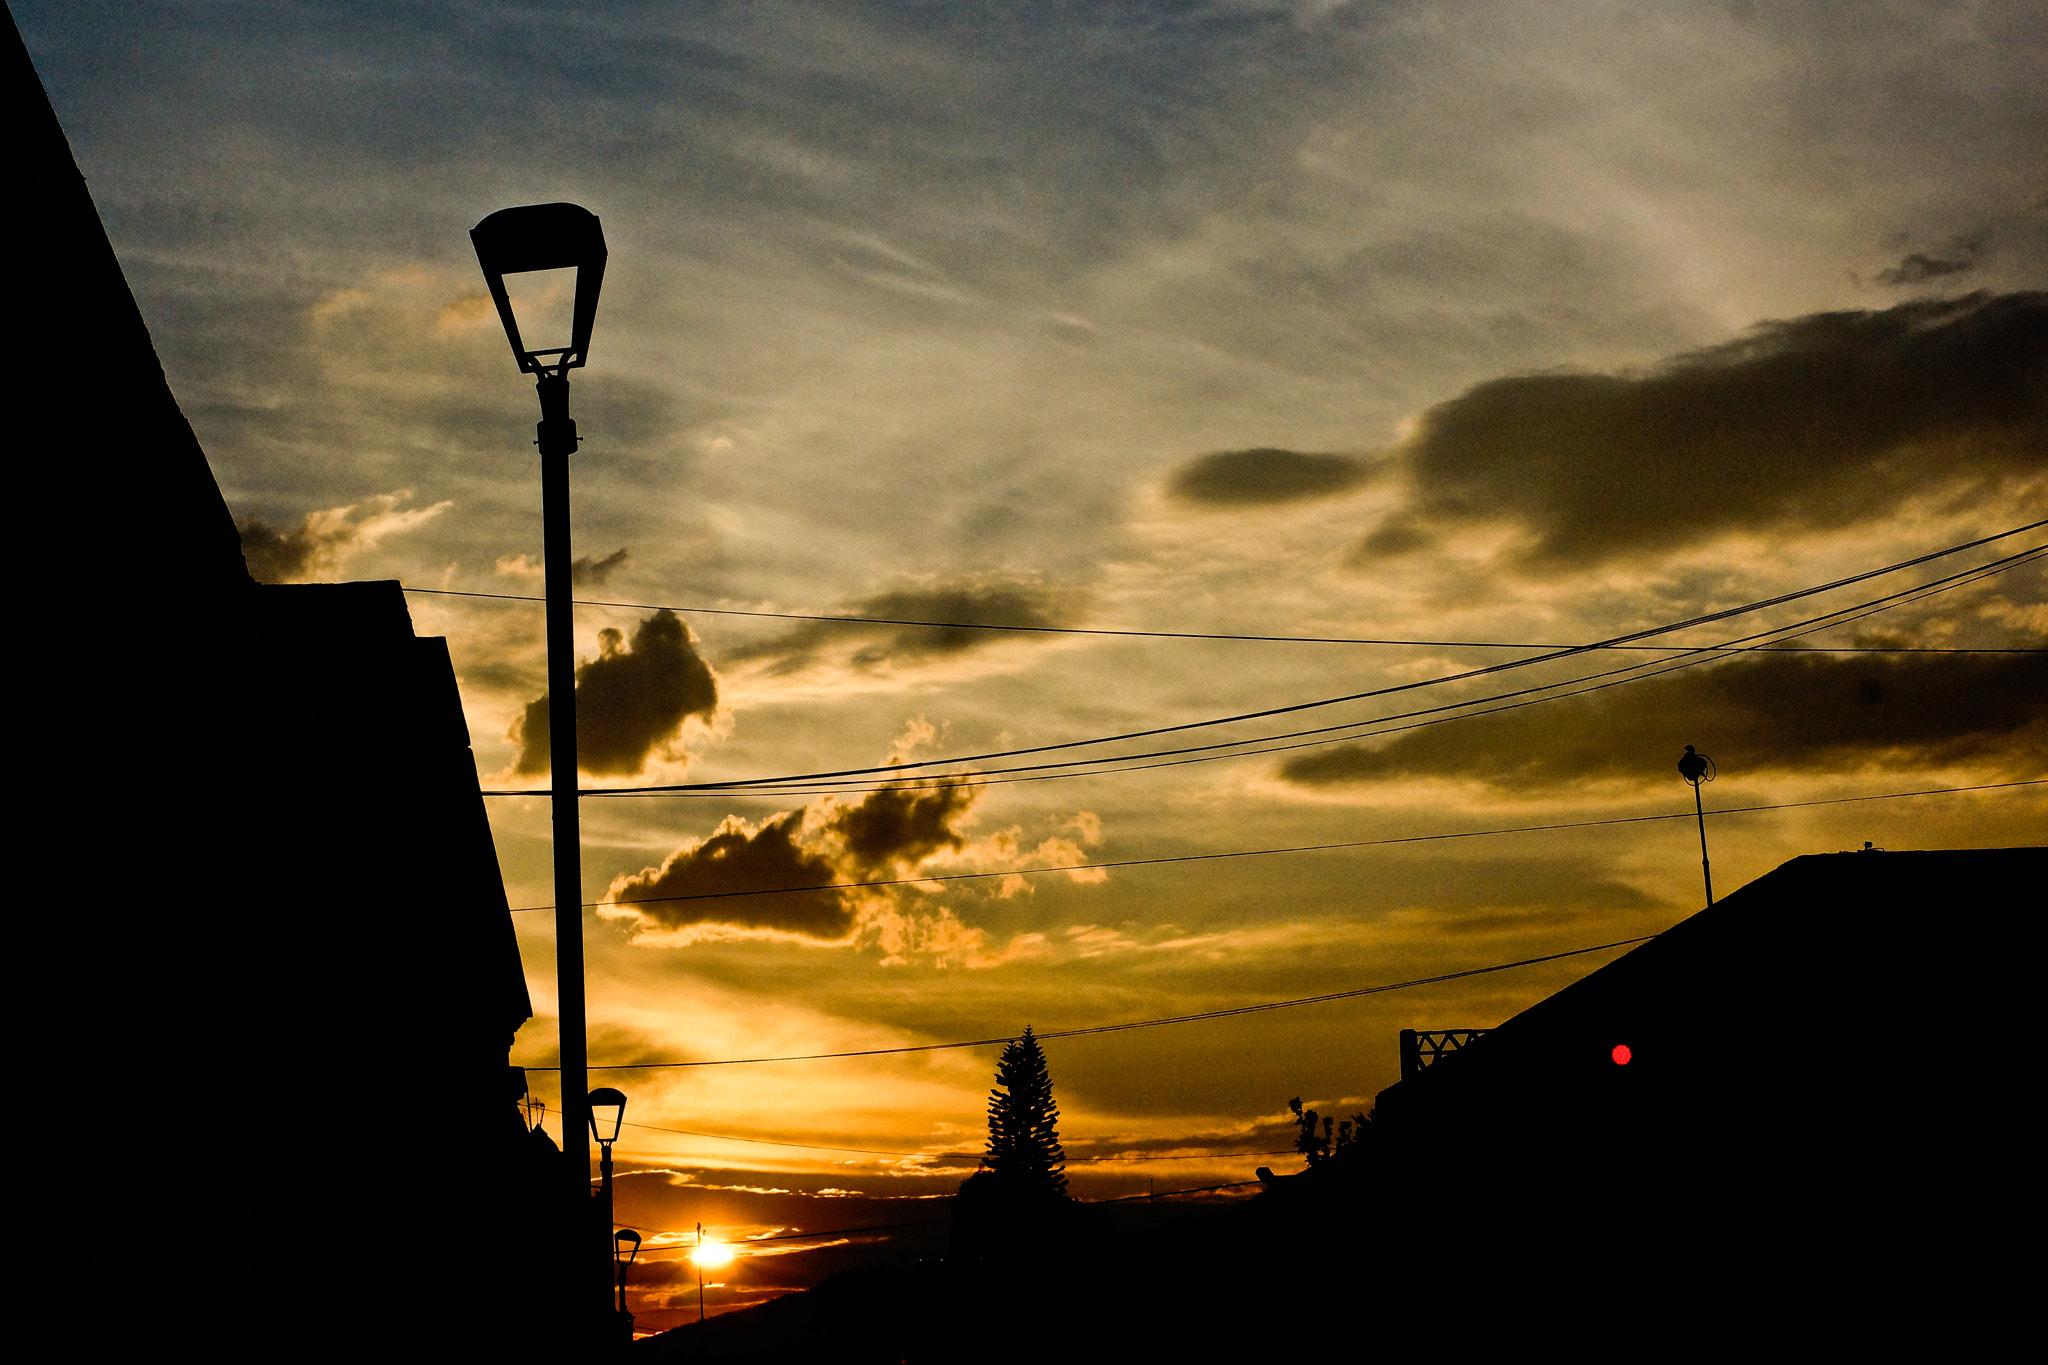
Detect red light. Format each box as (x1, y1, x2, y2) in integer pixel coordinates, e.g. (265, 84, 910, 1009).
(1611, 1044, 1632, 1065)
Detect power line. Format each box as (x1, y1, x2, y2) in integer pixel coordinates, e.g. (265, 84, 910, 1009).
(522, 934, 1656, 1073)
(507, 779, 2044, 914)
(595, 1116, 1295, 1163)
(949, 545, 2048, 798)
(585, 544, 2041, 800)
(606, 1115, 1292, 1163)
(484, 521, 2044, 798)
(401, 583, 2029, 654)
(618, 1179, 1270, 1255)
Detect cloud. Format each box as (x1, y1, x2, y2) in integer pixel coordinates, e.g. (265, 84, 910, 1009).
(602, 778, 982, 943)
(1356, 292, 2048, 570)
(1280, 650, 2048, 790)
(828, 780, 975, 874)
(513, 610, 719, 776)
(493, 548, 632, 585)
(1875, 244, 1978, 287)
(605, 810, 854, 939)
(1168, 448, 1377, 507)
(602, 775, 1107, 955)
(724, 577, 1082, 676)
(236, 492, 450, 582)
(573, 548, 632, 586)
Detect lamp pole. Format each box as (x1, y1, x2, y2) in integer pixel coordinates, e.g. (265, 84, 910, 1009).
(614, 1229, 641, 1336)
(470, 201, 610, 1344)
(541, 387, 591, 1233)
(1678, 745, 1715, 907)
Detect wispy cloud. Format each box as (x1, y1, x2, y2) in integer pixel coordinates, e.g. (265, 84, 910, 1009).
(236, 491, 449, 582)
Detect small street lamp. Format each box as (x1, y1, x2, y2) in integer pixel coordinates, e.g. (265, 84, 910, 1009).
(613, 1229, 642, 1339)
(472, 201, 609, 1339)
(1678, 745, 1716, 907)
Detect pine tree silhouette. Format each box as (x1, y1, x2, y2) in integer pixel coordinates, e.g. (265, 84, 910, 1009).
(982, 1026, 1067, 1197)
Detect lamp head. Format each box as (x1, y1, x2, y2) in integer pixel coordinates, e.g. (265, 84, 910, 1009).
(587, 1086, 628, 1146)
(470, 202, 608, 377)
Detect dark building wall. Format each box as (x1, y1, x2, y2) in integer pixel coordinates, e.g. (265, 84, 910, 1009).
(9, 6, 561, 1355)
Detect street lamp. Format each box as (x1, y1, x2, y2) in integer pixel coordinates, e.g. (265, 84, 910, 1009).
(588, 1085, 628, 1332)
(472, 200, 609, 1335)
(613, 1229, 642, 1338)
(1678, 745, 1716, 907)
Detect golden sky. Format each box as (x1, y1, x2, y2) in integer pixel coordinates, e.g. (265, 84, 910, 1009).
(23, 0, 2044, 1327)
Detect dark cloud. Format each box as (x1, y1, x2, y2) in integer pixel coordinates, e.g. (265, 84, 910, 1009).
(1168, 448, 1376, 507)
(827, 780, 975, 874)
(237, 517, 318, 584)
(607, 811, 852, 939)
(1280, 650, 2048, 790)
(1358, 292, 2048, 569)
(235, 492, 446, 583)
(513, 610, 718, 776)
(605, 779, 979, 940)
(724, 578, 1080, 676)
(1875, 244, 1978, 287)
(571, 548, 631, 587)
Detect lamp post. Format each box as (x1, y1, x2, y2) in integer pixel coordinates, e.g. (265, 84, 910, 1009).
(588, 1084, 627, 1341)
(1678, 745, 1716, 907)
(588, 1085, 627, 1231)
(613, 1229, 641, 1339)
(471, 201, 609, 1334)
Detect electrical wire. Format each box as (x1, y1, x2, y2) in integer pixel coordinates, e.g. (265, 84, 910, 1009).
(506, 779, 2044, 914)
(607, 1116, 1294, 1164)
(617, 1179, 1269, 1255)
(570, 543, 2043, 801)
(482, 521, 2044, 799)
(401, 583, 2030, 654)
(520, 934, 1657, 1072)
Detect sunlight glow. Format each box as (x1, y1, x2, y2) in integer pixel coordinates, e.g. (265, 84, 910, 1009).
(692, 1239, 736, 1270)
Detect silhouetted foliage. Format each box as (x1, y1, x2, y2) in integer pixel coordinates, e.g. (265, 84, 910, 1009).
(983, 1027, 1067, 1196)
(1289, 1096, 1367, 1167)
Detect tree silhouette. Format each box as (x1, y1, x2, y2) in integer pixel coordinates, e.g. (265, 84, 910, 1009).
(982, 1027, 1067, 1197)
(1289, 1096, 1367, 1168)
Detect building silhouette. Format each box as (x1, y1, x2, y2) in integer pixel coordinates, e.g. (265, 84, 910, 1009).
(1285, 846, 2040, 1345)
(10, 7, 570, 1356)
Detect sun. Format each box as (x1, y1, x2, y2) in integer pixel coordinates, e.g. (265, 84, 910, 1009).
(691, 1240, 736, 1270)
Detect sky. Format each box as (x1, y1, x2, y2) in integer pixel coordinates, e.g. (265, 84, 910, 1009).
(21, 0, 2045, 1330)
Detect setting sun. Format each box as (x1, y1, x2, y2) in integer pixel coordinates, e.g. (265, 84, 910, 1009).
(690, 1240, 735, 1271)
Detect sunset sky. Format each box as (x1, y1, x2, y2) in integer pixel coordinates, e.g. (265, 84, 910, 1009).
(22, 0, 2043, 1329)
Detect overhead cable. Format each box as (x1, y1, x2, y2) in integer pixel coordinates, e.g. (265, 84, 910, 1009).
(402, 584, 2030, 653)
(522, 934, 1657, 1072)
(576, 1114, 1293, 1164)
(483, 521, 2044, 799)
(506, 779, 2044, 915)
(573, 544, 2042, 800)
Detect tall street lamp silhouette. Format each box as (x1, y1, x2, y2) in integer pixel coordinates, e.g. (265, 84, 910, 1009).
(471, 201, 609, 1328)
(1679, 745, 1717, 907)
